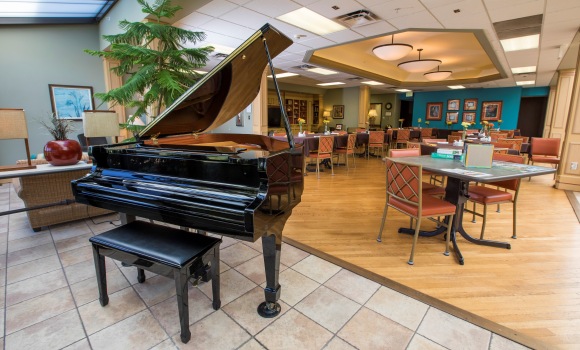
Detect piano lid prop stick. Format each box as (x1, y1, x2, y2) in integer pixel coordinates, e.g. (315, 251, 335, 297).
(262, 37, 295, 149)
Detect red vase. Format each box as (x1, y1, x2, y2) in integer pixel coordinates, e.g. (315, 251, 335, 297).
(44, 139, 82, 166)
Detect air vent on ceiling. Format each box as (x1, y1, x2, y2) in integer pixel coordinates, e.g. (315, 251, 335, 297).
(493, 14, 542, 40)
(347, 77, 363, 80)
(335, 10, 379, 28)
(292, 64, 317, 70)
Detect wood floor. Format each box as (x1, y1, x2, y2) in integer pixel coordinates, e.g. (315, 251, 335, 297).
(282, 154, 580, 350)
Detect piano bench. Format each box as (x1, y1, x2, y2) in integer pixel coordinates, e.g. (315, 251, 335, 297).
(89, 221, 221, 344)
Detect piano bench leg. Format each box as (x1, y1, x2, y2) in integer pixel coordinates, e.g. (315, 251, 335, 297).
(91, 244, 109, 307)
(174, 268, 191, 343)
(137, 268, 145, 283)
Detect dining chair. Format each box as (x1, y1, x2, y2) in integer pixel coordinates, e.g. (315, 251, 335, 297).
(388, 148, 445, 197)
(308, 135, 334, 178)
(464, 153, 525, 239)
(422, 138, 447, 145)
(506, 130, 515, 138)
(334, 133, 356, 169)
(497, 138, 523, 152)
(528, 138, 561, 175)
(377, 158, 456, 265)
(386, 128, 394, 149)
(406, 141, 421, 149)
(491, 142, 513, 154)
(420, 128, 433, 141)
(447, 135, 461, 143)
(395, 129, 411, 149)
(368, 131, 385, 159)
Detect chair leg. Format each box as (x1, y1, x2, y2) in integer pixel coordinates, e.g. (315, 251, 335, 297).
(444, 214, 453, 256)
(408, 217, 421, 265)
(174, 268, 191, 343)
(316, 159, 320, 178)
(377, 201, 389, 242)
(330, 156, 334, 176)
(472, 202, 477, 223)
(480, 204, 488, 240)
(512, 202, 517, 239)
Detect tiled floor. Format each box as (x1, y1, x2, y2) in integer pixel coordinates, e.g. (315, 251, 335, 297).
(0, 184, 529, 350)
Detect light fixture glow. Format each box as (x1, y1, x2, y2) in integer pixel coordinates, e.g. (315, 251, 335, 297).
(511, 66, 536, 74)
(194, 70, 207, 75)
(398, 49, 441, 73)
(424, 66, 452, 81)
(447, 85, 466, 89)
(516, 80, 535, 86)
(267, 72, 299, 78)
(500, 34, 539, 52)
(317, 82, 345, 86)
(307, 67, 338, 75)
(277, 7, 346, 36)
(361, 81, 384, 85)
(322, 110, 331, 118)
(373, 35, 413, 61)
(367, 109, 378, 117)
(395, 89, 411, 92)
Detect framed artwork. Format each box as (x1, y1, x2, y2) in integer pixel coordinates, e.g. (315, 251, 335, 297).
(332, 105, 344, 119)
(426, 102, 443, 120)
(446, 112, 459, 123)
(447, 99, 460, 111)
(235, 113, 244, 127)
(464, 98, 478, 111)
(335, 123, 343, 130)
(462, 112, 476, 123)
(49, 84, 94, 119)
(481, 101, 503, 121)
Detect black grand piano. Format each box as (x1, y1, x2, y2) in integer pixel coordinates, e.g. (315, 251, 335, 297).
(72, 24, 303, 318)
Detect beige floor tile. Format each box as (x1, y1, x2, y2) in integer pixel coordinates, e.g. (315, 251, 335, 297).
(235, 255, 288, 285)
(70, 268, 130, 306)
(133, 274, 176, 307)
(279, 243, 309, 267)
(85, 214, 120, 234)
(7, 226, 43, 241)
(0, 286, 4, 309)
(292, 255, 341, 283)
(6, 242, 56, 267)
(220, 242, 261, 267)
(0, 268, 4, 287)
(417, 307, 491, 350)
(50, 221, 92, 241)
(7, 233, 52, 253)
(58, 245, 93, 267)
(238, 339, 266, 350)
(407, 334, 448, 350)
(276, 268, 320, 306)
(223, 286, 290, 335)
(64, 257, 117, 285)
(199, 268, 257, 306)
(324, 336, 357, 350)
(6, 254, 61, 284)
(489, 334, 530, 350)
(0, 307, 4, 337)
(54, 232, 93, 253)
(117, 264, 158, 285)
(62, 338, 91, 350)
(0, 241, 6, 255)
(4, 309, 85, 350)
(89, 310, 168, 350)
(173, 310, 250, 349)
(150, 287, 215, 336)
(256, 309, 333, 350)
(324, 268, 381, 305)
(295, 285, 361, 333)
(338, 307, 414, 350)
(241, 239, 263, 253)
(150, 338, 179, 350)
(0, 254, 5, 269)
(365, 286, 429, 330)
(5, 287, 75, 334)
(79, 286, 146, 334)
(5, 269, 68, 306)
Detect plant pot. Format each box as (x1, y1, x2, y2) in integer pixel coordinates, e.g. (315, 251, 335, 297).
(44, 139, 82, 166)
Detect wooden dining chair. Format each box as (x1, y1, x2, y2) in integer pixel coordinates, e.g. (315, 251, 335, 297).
(395, 129, 411, 149)
(377, 158, 456, 265)
(447, 135, 461, 143)
(420, 128, 433, 141)
(528, 138, 561, 175)
(498, 138, 523, 152)
(368, 131, 385, 159)
(308, 135, 334, 178)
(464, 153, 524, 239)
(388, 148, 445, 197)
(334, 133, 356, 169)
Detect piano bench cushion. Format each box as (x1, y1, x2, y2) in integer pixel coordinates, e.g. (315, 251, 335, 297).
(90, 221, 222, 269)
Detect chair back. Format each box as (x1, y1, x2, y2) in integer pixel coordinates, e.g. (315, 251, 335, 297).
(498, 138, 523, 151)
(491, 153, 525, 191)
(448, 135, 461, 142)
(355, 128, 366, 133)
(346, 133, 356, 150)
(369, 131, 384, 145)
(385, 159, 422, 209)
(506, 130, 515, 138)
(407, 142, 421, 149)
(396, 129, 410, 142)
(451, 131, 463, 137)
(389, 148, 421, 158)
(513, 136, 529, 143)
(273, 132, 287, 137)
(420, 128, 433, 139)
(530, 137, 560, 157)
(317, 135, 334, 155)
(490, 132, 508, 141)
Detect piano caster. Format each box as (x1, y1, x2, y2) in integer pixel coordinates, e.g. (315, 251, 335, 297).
(257, 301, 281, 318)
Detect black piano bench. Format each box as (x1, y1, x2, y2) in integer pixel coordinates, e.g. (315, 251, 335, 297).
(89, 221, 221, 344)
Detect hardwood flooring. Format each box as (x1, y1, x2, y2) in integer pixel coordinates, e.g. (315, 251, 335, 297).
(283, 155, 580, 350)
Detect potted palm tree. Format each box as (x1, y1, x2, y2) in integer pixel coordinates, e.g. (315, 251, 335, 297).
(85, 0, 213, 136)
(40, 113, 82, 166)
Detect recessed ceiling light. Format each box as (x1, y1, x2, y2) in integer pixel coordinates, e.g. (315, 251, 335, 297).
(516, 81, 535, 86)
(307, 67, 338, 75)
(277, 7, 346, 36)
(207, 43, 235, 55)
(317, 82, 345, 86)
(395, 89, 411, 92)
(361, 81, 384, 85)
(511, 66, 536, 74)
(500, 34, 539, 52)
(267, 72, 299, 78)
(448, 85, 466, 89)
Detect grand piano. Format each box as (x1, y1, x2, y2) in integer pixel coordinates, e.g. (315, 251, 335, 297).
(72, 24, 303, 318)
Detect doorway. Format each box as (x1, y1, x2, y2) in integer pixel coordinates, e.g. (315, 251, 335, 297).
(517, 96, 548, 137)
(400, 100, 413, 127)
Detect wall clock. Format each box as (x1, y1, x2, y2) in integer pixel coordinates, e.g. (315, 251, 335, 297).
(385, 102, 392, 110)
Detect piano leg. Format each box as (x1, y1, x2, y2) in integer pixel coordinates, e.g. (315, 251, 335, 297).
(258, 233, 282, 318)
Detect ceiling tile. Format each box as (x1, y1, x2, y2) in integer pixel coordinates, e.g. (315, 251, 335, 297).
(387, 10, 443, 30)
(220, 6, 272, 29)
(175, 12, 213, 28)
(297, 36, 336, 49)
(306, 0, 366, 18)
(351, 21, 396, 37)
(198, 18, 256, 40)
(483, 0, 544, 23)
(197, 0, 239, 17)
(369, 0, 426, 20)
(324, 29, 364, 43)
(243, 0, 302, 17)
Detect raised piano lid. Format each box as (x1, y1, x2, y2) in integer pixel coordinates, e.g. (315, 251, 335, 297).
(137, 23, 292, 140)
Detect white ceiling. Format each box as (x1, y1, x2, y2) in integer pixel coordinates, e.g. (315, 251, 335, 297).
(171, 0, 580, 93)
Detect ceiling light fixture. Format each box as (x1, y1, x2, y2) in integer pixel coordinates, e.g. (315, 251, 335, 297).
(500, 34, 539, 52)
(372, 35, 413, 61)
(361, 81, 384, 85)
(266, 72, 299, 78)
(397, 49, 441, 73)
(448, 85, 465, 89)
(511, 66, 536, 74)
(516, 81, 535, 86)
(277, 7, 346, 36)
(317, 82, 345, 86)
(395, 89, 411, 92)
(307, 67, 338, 75)
(424, 66, 452, 81)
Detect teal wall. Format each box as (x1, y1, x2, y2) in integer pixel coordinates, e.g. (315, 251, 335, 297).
(411, 87, 549, 130)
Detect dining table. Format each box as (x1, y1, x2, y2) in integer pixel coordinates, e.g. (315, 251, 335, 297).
(392, 155, 556, 265)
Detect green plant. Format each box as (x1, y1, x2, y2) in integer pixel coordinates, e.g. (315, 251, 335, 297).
(39, 113, 75, 140)
(85, 0, 213, 127)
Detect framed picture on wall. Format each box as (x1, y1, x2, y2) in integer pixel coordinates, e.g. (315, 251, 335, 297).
(464, 98, 478, 111)
(426, 102, 443, 120)
(332, 105, 344, 119)
(481, 101, 502, 121)
(447, 99, 460, 111)
(446, 112, 459, 123)
(462, 112, 476, 123)
(48, 84, 94, 120)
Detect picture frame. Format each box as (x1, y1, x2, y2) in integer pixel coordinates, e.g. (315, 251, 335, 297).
(48, 84, 94, 120)
(462, 112, 476, 123)
(464, 98, 478, 111)
(426, 102, 443, 120)
(447, 99, 460, 111)
(481, 101, 503, 121)
(332, 105, 344, 119)
(446, 112, 459, 123)
(335, 123, 343, 131)
(235, 113, 244, 127)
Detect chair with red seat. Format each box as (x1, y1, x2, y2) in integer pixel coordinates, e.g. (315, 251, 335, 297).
(334, 133, 356, 169)
(528, 137, 561, 179)
(377, 158, 456, 265)
(368, 131, 385, 159)
(308, 135, 334, 178)
(464, 153, 525, 239)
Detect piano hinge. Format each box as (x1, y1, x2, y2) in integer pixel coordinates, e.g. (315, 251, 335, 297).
(150, 133, 160, 145)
